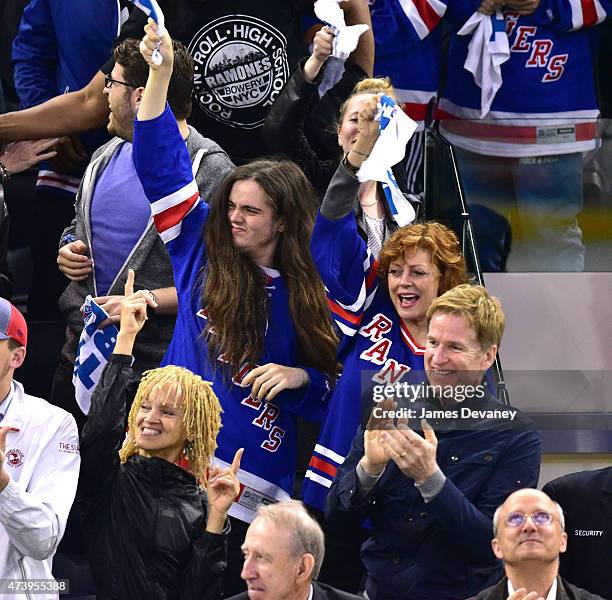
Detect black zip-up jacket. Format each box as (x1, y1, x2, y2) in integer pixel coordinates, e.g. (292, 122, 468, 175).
(78, 354, 227, 600)
(262, 59, 419, 239)
(262, 58, 367, 197)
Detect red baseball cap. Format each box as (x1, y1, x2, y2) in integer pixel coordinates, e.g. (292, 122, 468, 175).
(0, 298, 27, 347)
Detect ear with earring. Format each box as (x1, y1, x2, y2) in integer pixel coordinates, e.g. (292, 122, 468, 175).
(183, 440, 194, 458)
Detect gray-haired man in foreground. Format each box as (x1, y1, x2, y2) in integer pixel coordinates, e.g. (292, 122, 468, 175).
(228, 500, 361, 600)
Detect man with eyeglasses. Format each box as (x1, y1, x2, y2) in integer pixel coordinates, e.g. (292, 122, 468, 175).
(54, 36, 233, 433)
(467, 488, 605, 600)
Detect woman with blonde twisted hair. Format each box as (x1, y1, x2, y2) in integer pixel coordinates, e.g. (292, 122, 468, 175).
(78, 270, 241, 600)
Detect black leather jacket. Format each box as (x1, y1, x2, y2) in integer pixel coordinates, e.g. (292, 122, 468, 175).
(262, 59, 418, 241)
(78, 354, 227, 600)
(262, 58, 367, 197)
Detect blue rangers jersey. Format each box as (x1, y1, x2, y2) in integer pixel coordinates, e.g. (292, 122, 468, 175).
(303, 210, 426, 511)
(133, 105, 332, 522)
(369, 0, 445, 129)
(439, 0, 611, 156)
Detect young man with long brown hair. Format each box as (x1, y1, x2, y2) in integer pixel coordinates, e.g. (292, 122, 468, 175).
(132, 21, 338, 594)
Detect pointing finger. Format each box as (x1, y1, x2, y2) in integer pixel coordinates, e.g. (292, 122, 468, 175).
(231, 448, 244, 474)
(124, 269, 135, 296)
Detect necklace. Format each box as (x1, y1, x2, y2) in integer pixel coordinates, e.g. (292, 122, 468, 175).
(360, 197, 380, 208)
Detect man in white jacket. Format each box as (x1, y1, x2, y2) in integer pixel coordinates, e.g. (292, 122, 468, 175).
(0, 297, 80, 600)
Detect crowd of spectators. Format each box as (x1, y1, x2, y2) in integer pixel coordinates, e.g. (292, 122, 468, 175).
(0, 1, 610, 599)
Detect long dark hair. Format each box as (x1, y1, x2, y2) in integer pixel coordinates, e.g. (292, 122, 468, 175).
(203, 160, 338, 380)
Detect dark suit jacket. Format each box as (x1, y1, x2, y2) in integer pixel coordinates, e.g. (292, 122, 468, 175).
(543, 467, 612, 599)
(326, 402, 541, 600)
(227, 581, 362, 600)
(466, 576, 606, 600)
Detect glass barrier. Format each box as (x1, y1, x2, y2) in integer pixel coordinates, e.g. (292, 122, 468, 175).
(425, 118, 612, 274)
(425, 119, 612, 452)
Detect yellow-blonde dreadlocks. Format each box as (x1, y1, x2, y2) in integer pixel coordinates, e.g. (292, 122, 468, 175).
(119, 365, 222, 480)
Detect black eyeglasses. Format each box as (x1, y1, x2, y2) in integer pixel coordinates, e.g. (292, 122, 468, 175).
(505, 511, 554, 528)
(104, 73, 139, 89)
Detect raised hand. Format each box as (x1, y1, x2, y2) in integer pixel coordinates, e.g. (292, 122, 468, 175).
(241, 364, 309, 402)
(140, 19, 174, 72)
(303, 26, 335, 83)
(356, 93, 381, 142)
(347, 92, 381, 168)
(205, 448, 243, 533)
(137, 19, 175, 122)
(118, 269, 157, 336)
(312, 26, 335, 62)
(111, 270, 158, 355)
(94, 270, 158, 330)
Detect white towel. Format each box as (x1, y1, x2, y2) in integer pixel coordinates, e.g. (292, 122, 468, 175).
(458, 11, 509, 118)
(314, 0, 370, 61)
(357, 96, 418, 227)
(130, 0, 166, 65)
(73, 296, 119, 415)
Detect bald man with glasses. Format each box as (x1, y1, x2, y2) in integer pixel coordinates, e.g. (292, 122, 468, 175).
(467, 489, 605, 600)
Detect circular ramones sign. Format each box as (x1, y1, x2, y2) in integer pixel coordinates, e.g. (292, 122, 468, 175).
(188, 15, 290, 130)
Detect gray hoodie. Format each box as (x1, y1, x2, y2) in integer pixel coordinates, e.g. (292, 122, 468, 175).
(58, 126, 234, 373)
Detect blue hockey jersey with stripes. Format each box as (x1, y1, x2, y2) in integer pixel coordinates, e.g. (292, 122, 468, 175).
(132, 105, 332, 523)
(439, 0, 611, 156)
(302, 209, 426, 511)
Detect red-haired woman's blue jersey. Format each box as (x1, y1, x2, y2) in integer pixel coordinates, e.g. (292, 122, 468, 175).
(303, 209, 426, 511)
